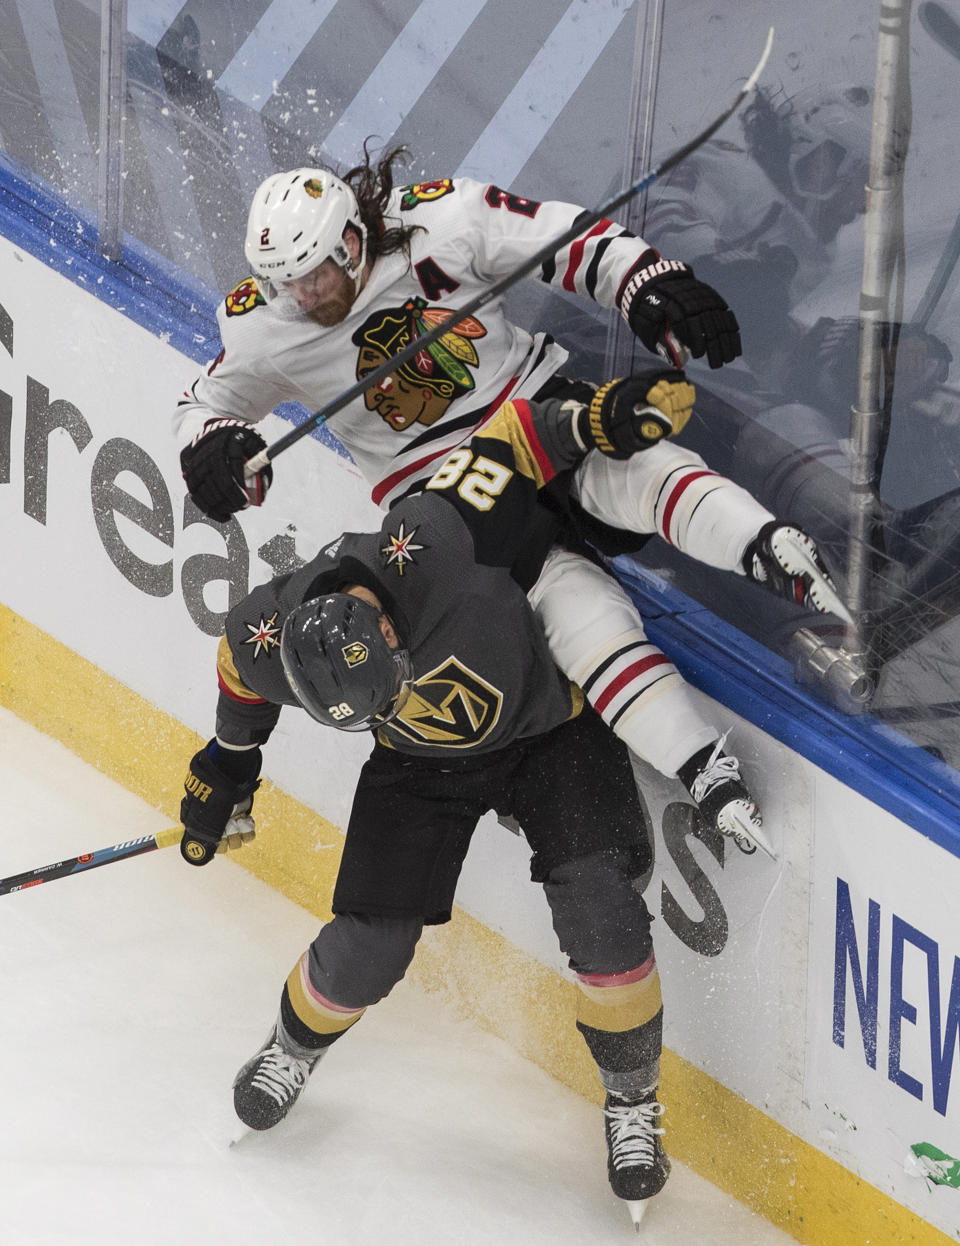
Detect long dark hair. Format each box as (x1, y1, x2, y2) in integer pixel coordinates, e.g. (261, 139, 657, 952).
(340, 140, 424, 263)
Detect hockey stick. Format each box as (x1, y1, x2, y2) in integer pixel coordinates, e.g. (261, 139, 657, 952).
(242, 27, 774, 486)
(0, 820, 254, 896)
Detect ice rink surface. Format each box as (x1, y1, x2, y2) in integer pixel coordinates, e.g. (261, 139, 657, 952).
(0, 706, 795, 1245)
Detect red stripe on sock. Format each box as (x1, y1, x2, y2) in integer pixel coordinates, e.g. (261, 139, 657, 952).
(592, 654, 672, 715)
(578, 955, 657, 989)
(660, 470, 717, 545)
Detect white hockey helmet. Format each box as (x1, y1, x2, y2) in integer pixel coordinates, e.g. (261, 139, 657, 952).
(243, 168, 368, 298)
(784, 86, 872, 203)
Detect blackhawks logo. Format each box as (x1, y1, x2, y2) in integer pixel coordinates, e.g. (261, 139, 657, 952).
(225, 277, 265, 317)
(400, 179, 454, 210)
(352, 297, 487, 431)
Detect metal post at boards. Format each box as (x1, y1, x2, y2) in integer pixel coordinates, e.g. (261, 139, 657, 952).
(97, 0, 128, 262)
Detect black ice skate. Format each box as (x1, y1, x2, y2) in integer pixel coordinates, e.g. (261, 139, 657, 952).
(233, 1024, 325, 1130)
(679, 735, 775, 859)
(604, 1088, 670, 1230)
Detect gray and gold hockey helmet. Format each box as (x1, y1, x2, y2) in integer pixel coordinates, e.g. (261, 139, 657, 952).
(280, 593, 412, 731)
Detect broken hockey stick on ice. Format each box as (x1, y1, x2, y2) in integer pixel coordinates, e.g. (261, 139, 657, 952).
(242, 28, 774, 488)
(0, 818, 255, 896)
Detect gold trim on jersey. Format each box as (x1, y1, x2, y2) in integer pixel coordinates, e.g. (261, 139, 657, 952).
(477, 400, 552, 488)
(217, 634, 264, 704)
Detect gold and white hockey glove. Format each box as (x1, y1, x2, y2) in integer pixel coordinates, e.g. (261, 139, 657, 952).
(574, 370, 696, 458)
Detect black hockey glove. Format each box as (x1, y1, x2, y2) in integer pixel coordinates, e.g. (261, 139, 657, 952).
(180, 740, 262, 867)
(743, 522, 853, 624)
(574, 370, 695, 458)
(180, 418, 273, 523)
(621, 251, 742, 369)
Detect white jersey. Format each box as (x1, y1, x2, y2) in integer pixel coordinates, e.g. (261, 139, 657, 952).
(173, 176, 653, 507)
(173, 173, 780, 781)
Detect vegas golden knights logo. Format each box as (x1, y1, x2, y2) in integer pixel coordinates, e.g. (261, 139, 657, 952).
(342, 642, 369, 668)
(389, 657, 503, 748)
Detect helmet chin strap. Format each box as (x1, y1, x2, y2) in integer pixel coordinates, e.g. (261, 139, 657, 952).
(344, 221, 368, 295)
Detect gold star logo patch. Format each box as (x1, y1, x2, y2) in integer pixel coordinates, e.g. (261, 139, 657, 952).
(381, 522, 425, 575)
(242, 612, 281, 659)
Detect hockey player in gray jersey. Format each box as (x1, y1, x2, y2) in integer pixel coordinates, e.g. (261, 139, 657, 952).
(178, 374, 848, 1227)
(172, 148, 853, 859)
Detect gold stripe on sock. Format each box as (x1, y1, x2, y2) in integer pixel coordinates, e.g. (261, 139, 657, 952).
(577, 967, 663, 1033)
(285, 956, 366, 1037)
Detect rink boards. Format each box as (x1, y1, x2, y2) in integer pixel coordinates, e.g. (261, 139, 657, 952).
(0, 200, 958, 1246)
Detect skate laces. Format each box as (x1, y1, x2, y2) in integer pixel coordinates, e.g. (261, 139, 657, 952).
(689, 732, 741, 804)
(249, 1043, 314, 1107)
(604, 1097, 666, 1169)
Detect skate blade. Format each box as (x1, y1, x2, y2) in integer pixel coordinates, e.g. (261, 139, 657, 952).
(772, 529, 853, 625)
(228, 1122, 256, 1148)
(807, 578, 854, 627)
(718, 804, 778, 861)
(626, 1199, 648, 1231)
(740, 822, 777, 861)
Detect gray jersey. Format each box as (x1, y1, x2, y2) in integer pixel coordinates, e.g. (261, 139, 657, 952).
(213, 395, 586, 757)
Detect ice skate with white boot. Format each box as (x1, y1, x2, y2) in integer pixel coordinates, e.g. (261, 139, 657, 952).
(604, 1086, 670, 1231)
(678, 733, 775, 859)
(233, 1021, 326, 1130)
(744, 520, 854, 624)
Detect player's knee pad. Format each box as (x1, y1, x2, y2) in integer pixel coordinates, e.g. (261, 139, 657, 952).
(542, 848, 653, 975)
(527, 551, 702, 767)
(528, 548, 645, 662)
(306, 912, 423, 1007)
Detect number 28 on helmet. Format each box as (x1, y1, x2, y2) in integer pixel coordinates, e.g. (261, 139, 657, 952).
(280, 593, 413, 731)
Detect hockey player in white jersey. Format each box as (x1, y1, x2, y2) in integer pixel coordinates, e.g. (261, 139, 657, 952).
(173, 149, 851, 857)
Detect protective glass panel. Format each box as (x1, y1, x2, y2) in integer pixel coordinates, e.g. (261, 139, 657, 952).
(2, 0, 959, 764)
(0, 0, 639, 308)
(625, 1, 960, 765)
